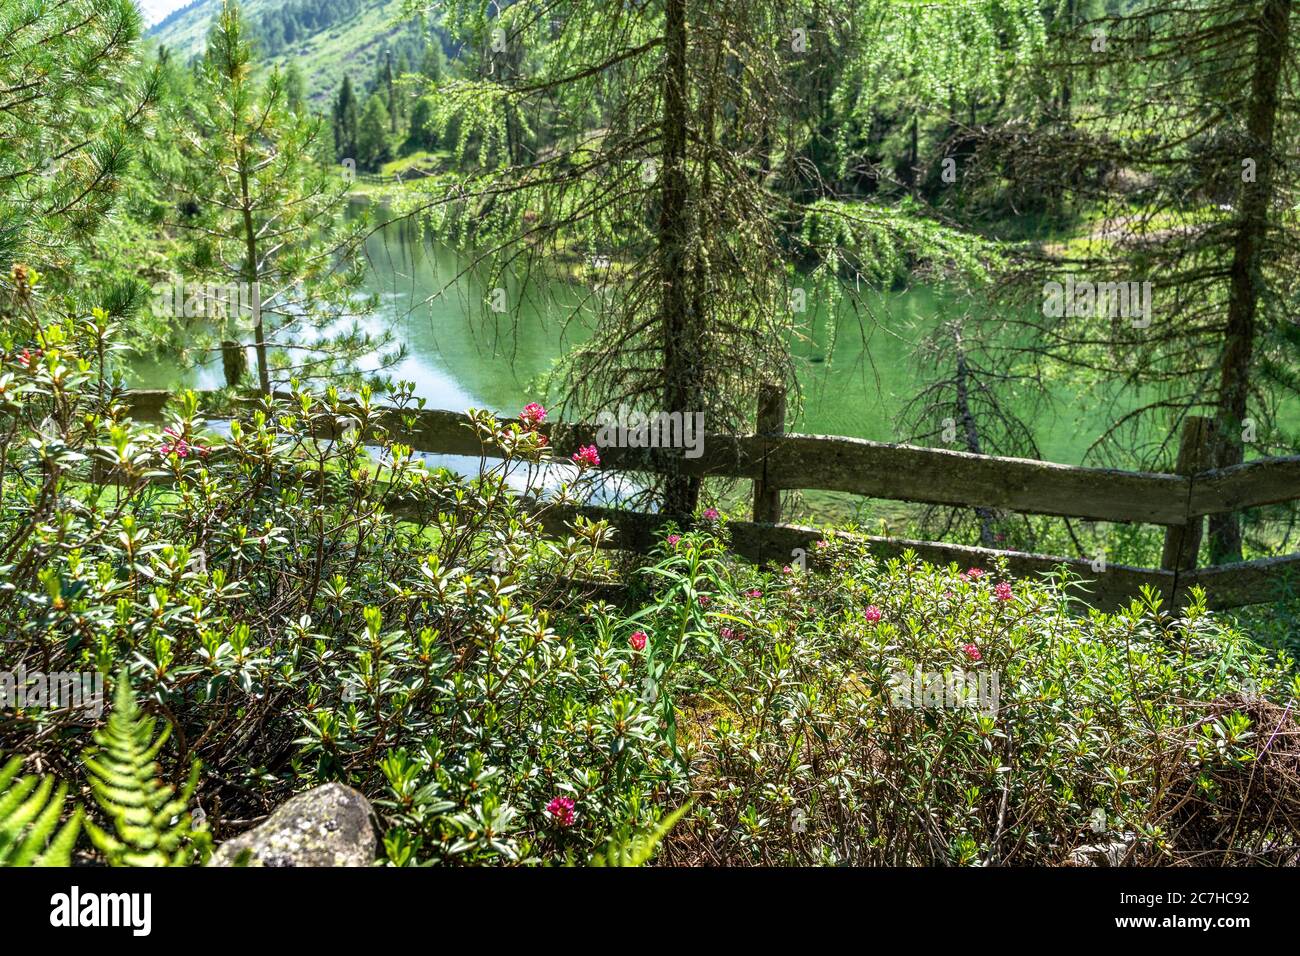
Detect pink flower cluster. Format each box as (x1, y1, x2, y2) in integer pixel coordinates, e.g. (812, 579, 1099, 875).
(703, 507, 719, 521)
(720, 626, 745, 641)
(546, 795, 575, 827)
(518, 403, 549, 447)
(571, 444, 600, 468)
(994, 581, 1014, 602)
(629, 630, 647, 651)
(864, 604, 882, 624)
(667, 533, 681, 547)
(962, 643, 982, 661)
(160, 426, 207, 459)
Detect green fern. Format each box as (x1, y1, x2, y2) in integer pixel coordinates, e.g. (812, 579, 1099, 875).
(588, 802, 691, 867)
(83, 670, 210, 867)
(0, 755, 83, 866)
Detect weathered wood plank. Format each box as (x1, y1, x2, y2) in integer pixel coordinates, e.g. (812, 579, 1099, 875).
(751, 383, 786, 523)
(117, 391, 1300, 524)
(80, 421, 1298, 611)
(532, 504, 1179, 612)
(121, 391, 760, 479)
(120, 391, 1195, 525)
(763, 433, 1190, 525)
(1187, 456, 1300, 517)
(1186, 553, 1300, 609)
(1161, 416, 1212, 571)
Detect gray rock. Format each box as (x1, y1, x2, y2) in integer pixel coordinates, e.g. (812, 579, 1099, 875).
(1069, 833, 1136, 867)
(209, 783, 380, 867)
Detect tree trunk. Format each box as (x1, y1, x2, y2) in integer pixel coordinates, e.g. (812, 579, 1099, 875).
(1208, 0, 1290, 563)
(909, 113, 919, 198)
(953, 330, 996, 547)
(659, 0, 699, 517)
(221, 339, 247, 387)
(238, 153, 270, 395)
(1058, 0, 1075, 116)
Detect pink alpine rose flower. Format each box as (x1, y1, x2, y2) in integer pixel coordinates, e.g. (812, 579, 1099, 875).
(520, 402, 547, 428)
(962, 643, 982, 661)
(667, 533, 681, 547)
(864, 604, 882, 624)
(160, 426, 190, 458)
(571, 444, 600, 468)
(703, 507, 719, 521)
(629, 630, 647, 651)
(994, 582, 1014, 602)
(546, 796, 575, 827)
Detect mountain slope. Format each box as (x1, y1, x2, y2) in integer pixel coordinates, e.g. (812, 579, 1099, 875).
(147, 0, 434, 105)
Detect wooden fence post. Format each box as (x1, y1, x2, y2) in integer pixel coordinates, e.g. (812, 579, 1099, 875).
(751, 383, 786, 524)
(1161, 416, 1214, 572)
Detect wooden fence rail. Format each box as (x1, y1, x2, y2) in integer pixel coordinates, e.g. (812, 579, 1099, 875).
(120, 389, 1300, 612)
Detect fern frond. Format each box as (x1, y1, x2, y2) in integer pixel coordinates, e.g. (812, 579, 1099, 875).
(0, 755, 83, 867)
(82, 670, 210, 867)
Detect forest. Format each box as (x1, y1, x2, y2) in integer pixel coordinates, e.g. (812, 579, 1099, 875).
(1, 0, 1300, 890)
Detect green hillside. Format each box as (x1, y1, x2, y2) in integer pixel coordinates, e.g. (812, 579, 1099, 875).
(147, 0, 436, 105)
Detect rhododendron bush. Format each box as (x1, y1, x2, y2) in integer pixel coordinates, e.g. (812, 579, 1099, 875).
(4, 277, 1299, 866)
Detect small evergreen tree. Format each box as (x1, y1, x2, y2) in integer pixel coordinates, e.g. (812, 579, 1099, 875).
(333, 75, 360, 162)
(285, 61, 307, 114)
(147, 1, 395, 392)
(420, 43, 444, 83)
(358, 94, 394, 171)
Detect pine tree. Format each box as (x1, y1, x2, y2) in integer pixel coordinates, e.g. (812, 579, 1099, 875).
(0, 0, 156, 280)
(420, 43, 443, 84)
(385, 53, 399, 133)
(1008, 0, 1298, 562)
(358, 94, 394, 171)
(148, 0, 393, 392)
(285, 61, 307, 114)
(334, 75, 360, 163)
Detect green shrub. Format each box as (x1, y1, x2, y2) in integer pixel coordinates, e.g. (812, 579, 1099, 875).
(4, 270, 1297, 866)
(628, 532, 1300, 865)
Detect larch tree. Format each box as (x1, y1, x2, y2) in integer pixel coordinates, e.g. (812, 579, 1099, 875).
(395, 0, 1021, 517)
(996, 0, 1298, 563)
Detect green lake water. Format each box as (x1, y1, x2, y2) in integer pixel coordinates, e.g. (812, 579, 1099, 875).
(131, 215, 1295, 472)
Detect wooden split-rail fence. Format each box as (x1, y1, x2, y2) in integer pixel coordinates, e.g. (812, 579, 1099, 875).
(121, 388, 1300, 613)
